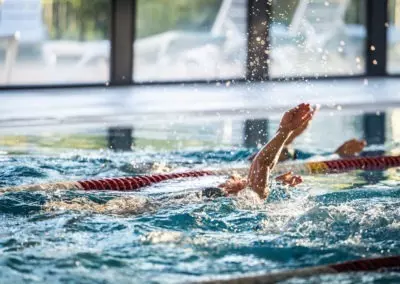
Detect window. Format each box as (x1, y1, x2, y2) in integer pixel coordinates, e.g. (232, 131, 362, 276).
(0, 0, 110, 85)
(269, 0, 366, 78)
(133, 0, 247, 82)
(388, 0, 400, 74)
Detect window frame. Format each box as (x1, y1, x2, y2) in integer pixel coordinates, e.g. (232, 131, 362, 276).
(0, 0, 391, 90)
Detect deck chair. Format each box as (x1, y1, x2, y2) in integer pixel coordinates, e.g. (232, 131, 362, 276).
(0, 32, 20, 83)
(272, 0, 350, 49)
(49, 0, 243, 80)
(209, 0, 247, 63)
(270, 0, 351, 73)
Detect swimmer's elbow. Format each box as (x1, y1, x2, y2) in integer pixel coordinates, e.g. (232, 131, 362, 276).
(247, 167, 270, 199)
(260, 187, 270, 200)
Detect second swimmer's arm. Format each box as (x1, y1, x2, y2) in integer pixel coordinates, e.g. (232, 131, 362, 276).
(247, 128, 293, 199)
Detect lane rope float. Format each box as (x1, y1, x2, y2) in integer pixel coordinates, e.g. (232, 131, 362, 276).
(1, 155, 400, 193)
(199, 255, 400, 284)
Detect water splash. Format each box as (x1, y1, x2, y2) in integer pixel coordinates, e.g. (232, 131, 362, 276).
(0, 149, 398, 283)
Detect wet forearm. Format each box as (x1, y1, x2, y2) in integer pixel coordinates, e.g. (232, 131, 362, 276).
(254, 128, 293, 170)
(248, 128, 293, 198)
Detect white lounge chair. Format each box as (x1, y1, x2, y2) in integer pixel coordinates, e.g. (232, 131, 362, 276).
(43, 0, 245, 80)
(270, 0, 351, 74)
(0, 32, 20, 83)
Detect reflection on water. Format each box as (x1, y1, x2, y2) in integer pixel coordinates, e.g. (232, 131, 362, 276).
(0, 107, 398, 154)
(363, 113, 386, 145)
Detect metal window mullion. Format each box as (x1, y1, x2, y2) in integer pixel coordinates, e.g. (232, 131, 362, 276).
(246, 0, 271, 81)
(366, 0, 388, 76)
(110, 0, 135, 85)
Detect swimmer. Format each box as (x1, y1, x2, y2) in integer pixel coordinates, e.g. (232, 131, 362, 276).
(214, 103, 314, 200)
(44, 103, 312, 215)
(248, 106, 367, 162)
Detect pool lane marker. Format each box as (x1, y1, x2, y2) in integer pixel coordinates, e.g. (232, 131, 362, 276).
(77, 155, 400, 191)
(77, 170, 214, 191)
(1, 155, 400, 193)
(198, 255, 400, 284)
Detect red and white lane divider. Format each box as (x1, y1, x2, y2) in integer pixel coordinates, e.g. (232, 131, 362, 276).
(1, 155, 400, 193)
(199, 255, 400, 283)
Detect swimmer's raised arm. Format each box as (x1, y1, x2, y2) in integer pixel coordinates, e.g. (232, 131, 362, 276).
(247, 103, 313, 199)
(247, 105, 318, 163)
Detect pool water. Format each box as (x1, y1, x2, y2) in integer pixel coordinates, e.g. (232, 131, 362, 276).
(0, 148, 399, 284)
(0, 111, 400, 283)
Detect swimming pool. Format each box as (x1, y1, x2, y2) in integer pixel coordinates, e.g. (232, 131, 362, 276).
(0, 109, 399, 283)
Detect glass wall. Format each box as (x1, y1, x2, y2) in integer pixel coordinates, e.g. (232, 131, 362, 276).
(388, 0, 400, 74)
(269, 0, 366, 77)
(0, 0, 395, 86)
(133, 0, 247, 82)
(0, 0, 110, 85)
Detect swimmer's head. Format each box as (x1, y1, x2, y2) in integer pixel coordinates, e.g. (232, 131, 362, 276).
(218, 174, 247, 195)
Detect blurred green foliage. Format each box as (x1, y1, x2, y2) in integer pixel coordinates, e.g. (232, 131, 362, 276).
(44, 0, 109, 40)
(136, 0, 221, 38)
(45, 0, 221, 40)
(272, 0, 364, 25)
(45, 0, 364, 41)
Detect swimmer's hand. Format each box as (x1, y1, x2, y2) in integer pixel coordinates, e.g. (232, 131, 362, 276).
(335, 139, 367, 157)
(247, 103, 314, 162)
(279, 103, 314, 133)
(275, 172, 303, 187)
(284, 104, 319, 146)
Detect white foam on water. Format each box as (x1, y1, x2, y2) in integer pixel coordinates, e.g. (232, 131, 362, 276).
(44, 196, 158, 215)
(233, 187, 264, 210)
(141, 231, 184, 244)
(259, 195, 314, 234)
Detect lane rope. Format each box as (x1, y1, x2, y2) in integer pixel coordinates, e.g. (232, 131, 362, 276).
(2, 156, 399, 282)
(198, 255, 400, 283)
(1, 155, 400, 193)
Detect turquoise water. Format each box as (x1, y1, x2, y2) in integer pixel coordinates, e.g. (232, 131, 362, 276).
(0, 147, 399, 283)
